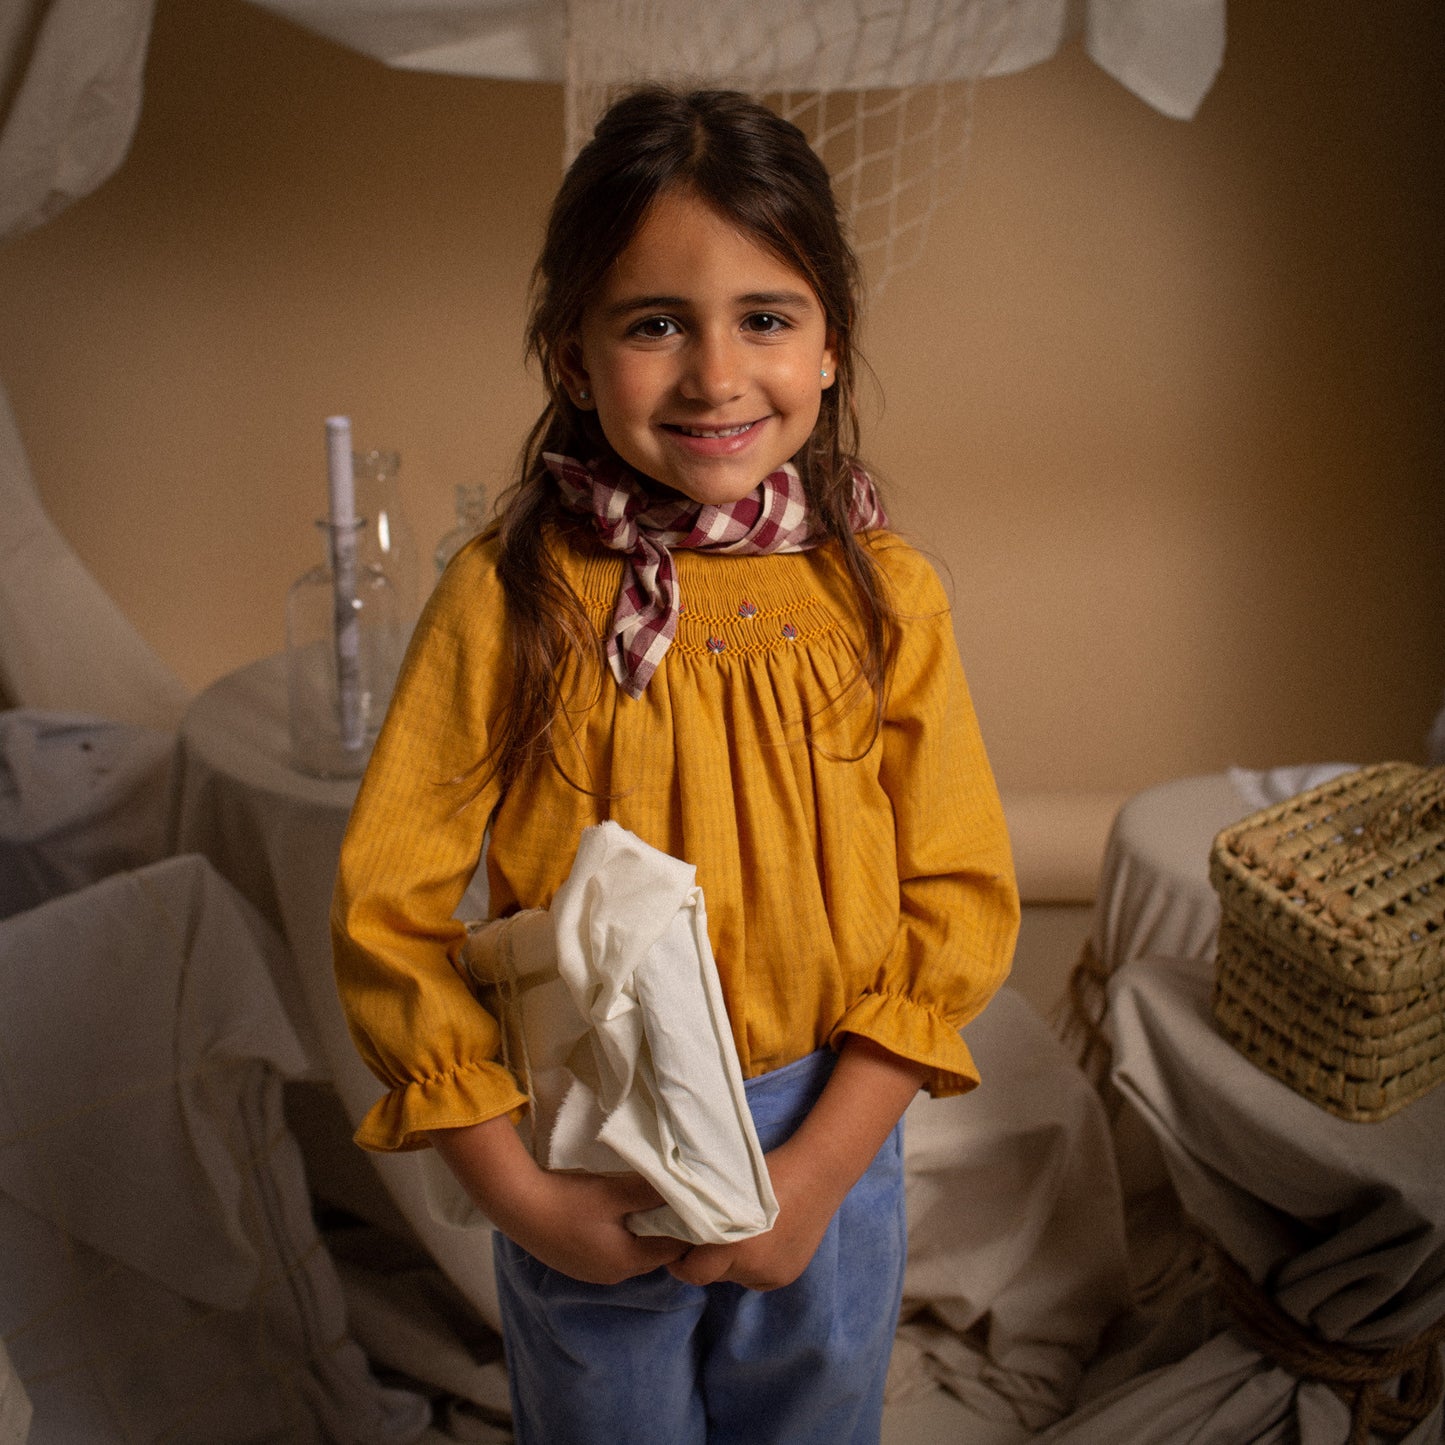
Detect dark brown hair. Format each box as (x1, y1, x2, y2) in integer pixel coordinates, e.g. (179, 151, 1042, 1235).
(485, 86, 898, 793)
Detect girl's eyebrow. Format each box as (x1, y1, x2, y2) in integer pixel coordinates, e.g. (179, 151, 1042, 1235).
(602, 290, 815, 319)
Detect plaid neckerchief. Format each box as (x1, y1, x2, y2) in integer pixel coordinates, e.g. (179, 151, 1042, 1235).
(544, 452, 886, 698)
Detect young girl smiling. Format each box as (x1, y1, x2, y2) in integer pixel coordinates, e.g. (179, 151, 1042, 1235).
(332, 85, 1019, 1444)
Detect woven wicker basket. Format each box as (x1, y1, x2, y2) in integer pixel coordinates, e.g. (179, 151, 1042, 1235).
(1209, 762, 1445, 1122)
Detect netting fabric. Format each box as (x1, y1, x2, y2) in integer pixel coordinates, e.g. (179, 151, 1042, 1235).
(563, 0, 1030, 291)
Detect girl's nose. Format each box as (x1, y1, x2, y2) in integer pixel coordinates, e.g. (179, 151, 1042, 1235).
(680, 334, 741, 405)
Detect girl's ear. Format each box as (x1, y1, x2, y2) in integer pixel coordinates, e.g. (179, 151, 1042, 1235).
(557, 339, 595, 410)
(820, 332, 839, 390)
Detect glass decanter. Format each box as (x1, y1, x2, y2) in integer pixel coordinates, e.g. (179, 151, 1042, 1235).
(285, 518, 406, 779)
(433, 482, 490, 582)
(353, 448, 420, 627)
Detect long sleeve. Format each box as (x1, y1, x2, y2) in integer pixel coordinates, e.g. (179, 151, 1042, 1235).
(828, 540, 1020, 1096)
(331, 539, 529, 1150)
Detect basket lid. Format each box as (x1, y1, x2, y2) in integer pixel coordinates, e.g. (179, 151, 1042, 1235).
(1210, 762, 1445, 963)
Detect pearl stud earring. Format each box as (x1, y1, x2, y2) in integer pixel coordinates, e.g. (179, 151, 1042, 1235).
(579, 389, 590, 402)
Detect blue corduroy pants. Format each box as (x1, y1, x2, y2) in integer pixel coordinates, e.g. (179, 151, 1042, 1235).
(493, 1048, 907, 1445)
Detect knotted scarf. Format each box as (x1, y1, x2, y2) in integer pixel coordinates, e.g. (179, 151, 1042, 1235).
(544, 452, 887, 698)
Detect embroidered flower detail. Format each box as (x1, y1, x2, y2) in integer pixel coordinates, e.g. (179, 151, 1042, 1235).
(706, 635, 727, 654)
(780, 622, 799, 641)
(736, 599, 758, 619)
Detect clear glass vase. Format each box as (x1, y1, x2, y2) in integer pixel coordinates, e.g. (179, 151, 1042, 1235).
(433, 481, 490, 582)
(285, 519, 405, 779)
(353, 448, 420, 627)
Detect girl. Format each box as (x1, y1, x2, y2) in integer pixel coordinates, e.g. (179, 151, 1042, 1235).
(332, 86, 1018, 1444)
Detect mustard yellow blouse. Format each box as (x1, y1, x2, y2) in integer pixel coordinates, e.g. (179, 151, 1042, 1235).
(331, 528, 1019, 1151)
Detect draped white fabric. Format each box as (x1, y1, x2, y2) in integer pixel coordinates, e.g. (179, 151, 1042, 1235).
(0, 0, 155, 240)
(0, 855, 429, 1443)
(1081, 765, 1360, 1307)
(0, 385, 189, 729)
(258, 0, 1225, 120)
(1039, 956, 1445, 1445)
(0, 1338, 26, 1445)
(0, 709, 172, 918)
(889, 986, 1134, 1437)
(0, 2, 190, 727)
(455, 821, 779, 1247)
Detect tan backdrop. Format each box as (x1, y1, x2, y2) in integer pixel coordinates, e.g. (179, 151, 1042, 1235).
(0, 0, 1439, 794)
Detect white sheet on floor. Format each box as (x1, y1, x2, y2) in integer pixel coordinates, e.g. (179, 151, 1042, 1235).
(888, 986, 1134, 1438)
(0, 855, 429, 1444)
(449, 820, 778, 1247)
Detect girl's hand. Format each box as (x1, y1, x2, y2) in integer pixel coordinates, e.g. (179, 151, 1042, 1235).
(428, 1117, 689, 1285)
(510, 1167, 691, 1284)
(668, 1036, 928, 1292)
(666, 1139, 834, 1290)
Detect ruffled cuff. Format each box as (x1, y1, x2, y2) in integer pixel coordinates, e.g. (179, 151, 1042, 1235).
(829, 990, 983, 1098)
(353, 1059, 530, 1152)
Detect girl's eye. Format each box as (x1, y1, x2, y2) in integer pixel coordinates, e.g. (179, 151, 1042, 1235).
(631, 316, 680, 339)
(744, 313, 789, 334)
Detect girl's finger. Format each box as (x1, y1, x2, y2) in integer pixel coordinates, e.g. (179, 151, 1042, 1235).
(666, 1245, 732, 1287)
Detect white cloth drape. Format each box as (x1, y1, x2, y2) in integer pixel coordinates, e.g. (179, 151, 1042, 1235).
(0, 709, 172, 918)
(0, 384, 190, 728)
(889, 986, 1134, 1438)
(1038, 956, 1445, 1444)
(258, 0, 1226, 121)
(0, 1338, 28, 1445)
(0, 0, 155, 240)
(451, 821, 778, 1246)
(0, 1, 186, 727)
(0, 855, 428, 1443)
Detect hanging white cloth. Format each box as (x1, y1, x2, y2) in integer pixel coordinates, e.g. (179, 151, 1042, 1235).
(0, 386, 190, 729)
(0, 0, 155, 239)
(255, 0, 1225, 121)
(0, 2, 189, 728)
(438, 821, 779, 1247)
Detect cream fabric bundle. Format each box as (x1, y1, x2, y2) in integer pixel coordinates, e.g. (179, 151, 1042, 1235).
(459, 821, 778, 1246)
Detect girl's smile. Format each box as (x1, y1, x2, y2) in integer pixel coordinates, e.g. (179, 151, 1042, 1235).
(565, 189, 836, 507)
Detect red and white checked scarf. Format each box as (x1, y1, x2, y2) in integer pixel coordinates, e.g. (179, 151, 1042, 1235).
(545, 452, 887, 697)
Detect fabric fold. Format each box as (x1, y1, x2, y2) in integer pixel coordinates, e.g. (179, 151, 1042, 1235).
(832, 989, 983, 1098)
(461, 821, 778, 1246)
(352, 1058, 531, 1153)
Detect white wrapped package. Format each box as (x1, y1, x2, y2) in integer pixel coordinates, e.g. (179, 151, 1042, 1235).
(463, 821, 778, 1247)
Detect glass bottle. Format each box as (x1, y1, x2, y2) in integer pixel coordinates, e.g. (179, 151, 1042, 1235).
(434, 482, 490, 582)
(353, 448, 420, 626)
(285, 519, 405, 779)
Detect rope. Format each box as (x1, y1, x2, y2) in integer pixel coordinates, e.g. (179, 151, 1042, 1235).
(1212, 1244, 1445, 1443)
(1054, 937, 1114, 1089)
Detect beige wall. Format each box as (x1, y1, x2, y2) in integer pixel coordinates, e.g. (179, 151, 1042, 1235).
(0, 0, 1440, 793)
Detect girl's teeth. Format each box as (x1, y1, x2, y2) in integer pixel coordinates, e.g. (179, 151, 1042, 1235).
(675, 423, 751, 438)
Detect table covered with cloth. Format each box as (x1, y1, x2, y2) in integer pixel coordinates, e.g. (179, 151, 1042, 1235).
(166, 652, 508, 1328)
(1039, 955, 1445, 1444)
